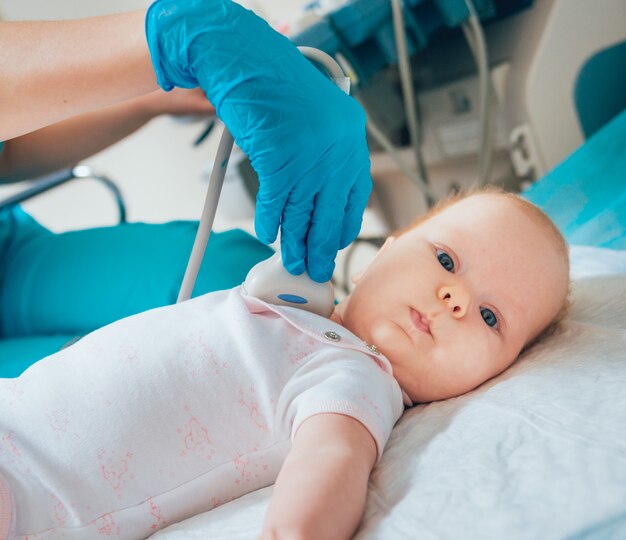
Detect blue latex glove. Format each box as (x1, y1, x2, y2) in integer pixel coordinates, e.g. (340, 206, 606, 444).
(146, 0, 371, 282)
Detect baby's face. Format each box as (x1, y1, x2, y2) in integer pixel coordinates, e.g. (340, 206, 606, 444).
(332, 194, 568, 403)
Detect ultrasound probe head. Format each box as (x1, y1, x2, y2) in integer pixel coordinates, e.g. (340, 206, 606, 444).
(242, 253, 335, 317)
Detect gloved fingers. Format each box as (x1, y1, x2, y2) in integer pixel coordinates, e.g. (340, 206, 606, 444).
(306, 190, 346, 283)
(254, 180, 290, 244)
(279, 182, 317, 276)
(339, 166, 373, 249)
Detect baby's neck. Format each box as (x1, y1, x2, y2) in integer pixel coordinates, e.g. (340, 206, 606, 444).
(328, 308, 344, 327)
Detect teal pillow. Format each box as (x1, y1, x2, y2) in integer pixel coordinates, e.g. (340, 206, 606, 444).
(0, 336, 75, 377)
(0, 220, 273, 337)
(523, 109, 626, 249)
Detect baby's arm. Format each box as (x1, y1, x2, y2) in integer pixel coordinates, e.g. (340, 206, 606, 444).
(260, 413, 377, 540)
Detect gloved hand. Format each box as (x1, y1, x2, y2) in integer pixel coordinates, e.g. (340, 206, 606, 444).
(146, 0, 371, 282)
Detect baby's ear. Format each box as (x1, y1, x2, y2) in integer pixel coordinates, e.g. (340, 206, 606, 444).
(351, 236, 396, 284)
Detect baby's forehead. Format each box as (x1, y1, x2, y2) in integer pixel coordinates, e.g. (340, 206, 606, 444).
(443, 193, 520, 218)
(426, 195, 535, 237)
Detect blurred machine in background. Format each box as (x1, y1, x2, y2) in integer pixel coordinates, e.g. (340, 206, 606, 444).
(277, 0, 626, 231)
(1, 0, 623, 235)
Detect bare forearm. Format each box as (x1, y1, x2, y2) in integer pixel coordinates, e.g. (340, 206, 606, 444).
(262, 449, 372, 539)
(261, 414, 377, 540)
(0, 12, 157, 141)
(0, 97, 154, 182)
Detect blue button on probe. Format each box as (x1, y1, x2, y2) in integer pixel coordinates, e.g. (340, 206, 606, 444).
(277, 294, 308, 304)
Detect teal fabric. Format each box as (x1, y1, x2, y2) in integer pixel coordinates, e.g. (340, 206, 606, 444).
(523, 108, 626, 250)
(574, 41, 626, 138)
(0, 221, 273, 337)
(0, 206, 53, 279)
(0, 336, 75, 378)
(0, 217, 272, 374)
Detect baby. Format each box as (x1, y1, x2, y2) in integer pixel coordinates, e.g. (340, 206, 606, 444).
(0, 189, 570, 540)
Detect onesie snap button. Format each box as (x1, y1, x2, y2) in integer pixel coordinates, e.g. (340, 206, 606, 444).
(324, 331, 341, 342)
(366, 344, 380, 355)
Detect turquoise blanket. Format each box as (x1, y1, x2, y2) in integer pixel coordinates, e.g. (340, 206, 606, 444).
(0, 213, 272, 375)
(523, 108, 626, 249)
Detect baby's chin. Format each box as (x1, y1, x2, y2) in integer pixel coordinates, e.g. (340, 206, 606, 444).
(330, 303, 408, 354)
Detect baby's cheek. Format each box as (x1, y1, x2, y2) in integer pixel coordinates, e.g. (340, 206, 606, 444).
(370, 319, 406, 350)
(456, 331, 502, 380)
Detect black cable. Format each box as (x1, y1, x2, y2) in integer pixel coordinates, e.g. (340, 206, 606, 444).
(193, 119, 216, 146)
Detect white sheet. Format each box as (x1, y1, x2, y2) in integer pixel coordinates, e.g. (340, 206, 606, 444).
(152, 246, 626, 539)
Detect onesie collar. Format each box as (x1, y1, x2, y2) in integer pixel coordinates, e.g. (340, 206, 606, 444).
(239, 287, 414, 406)
(239, 287, 393, 374)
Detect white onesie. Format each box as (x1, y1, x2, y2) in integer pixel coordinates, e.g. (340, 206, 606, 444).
(0, 287, 404, 538)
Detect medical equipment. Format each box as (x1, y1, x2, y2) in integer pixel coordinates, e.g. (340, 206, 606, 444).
(285, 0, 626, 230)
(286, 0, 499, 204)
(177, 46, 347, 317)
(243, 252, 335, 317)
(385, 0, 491, 198)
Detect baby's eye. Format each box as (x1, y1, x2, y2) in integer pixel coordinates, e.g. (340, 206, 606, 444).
(436, 250, 455, 272)
(481, 307, 498, 328)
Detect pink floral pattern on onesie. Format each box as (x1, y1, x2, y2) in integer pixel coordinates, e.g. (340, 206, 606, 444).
(177, 406, 216, 461)
(284, 336, 317, 366)
(0, 432, 30, 476)
(183, 331, 228, 376)
(238, 387, 268, 431)
(48, 409, 70, 438)
(97, 449, 134, 499)
(51, 493, 68, 527)
(232, 446, 269, 485)
(148, 497, 167, 530)
(92, 513, 120, 536)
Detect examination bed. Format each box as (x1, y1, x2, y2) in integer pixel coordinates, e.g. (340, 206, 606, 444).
(150, 110, 626, 538)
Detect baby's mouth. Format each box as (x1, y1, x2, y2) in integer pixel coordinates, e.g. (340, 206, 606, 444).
(410, 308, 432, 336)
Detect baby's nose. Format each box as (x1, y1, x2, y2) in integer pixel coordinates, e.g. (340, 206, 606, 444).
(437, 285, 470, 319)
